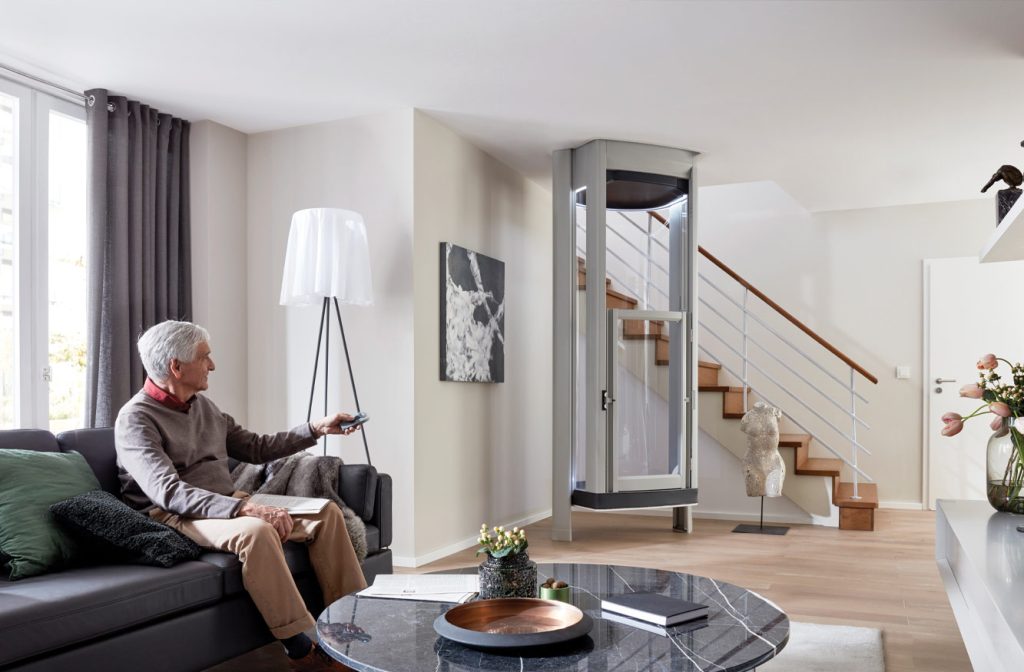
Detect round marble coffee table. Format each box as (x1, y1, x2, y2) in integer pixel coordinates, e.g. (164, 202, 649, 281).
(317, 562, 789, 671)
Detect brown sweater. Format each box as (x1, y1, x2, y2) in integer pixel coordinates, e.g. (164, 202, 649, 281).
(114, 391, 317, 519)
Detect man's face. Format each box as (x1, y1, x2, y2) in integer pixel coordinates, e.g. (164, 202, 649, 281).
(173, 341, 215, 393)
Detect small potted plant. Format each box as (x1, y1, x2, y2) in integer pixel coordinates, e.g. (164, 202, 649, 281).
(476, 524, 537, 599)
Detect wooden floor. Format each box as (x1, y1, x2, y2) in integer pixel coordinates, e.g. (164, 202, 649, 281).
(209, 509, 972, 671)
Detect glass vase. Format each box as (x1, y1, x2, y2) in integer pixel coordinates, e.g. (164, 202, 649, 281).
(986, 418, 1024, 514)
(478, 551, 537, 599)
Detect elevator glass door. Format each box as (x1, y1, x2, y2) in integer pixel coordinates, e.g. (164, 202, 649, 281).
(607, 310, 686, 492)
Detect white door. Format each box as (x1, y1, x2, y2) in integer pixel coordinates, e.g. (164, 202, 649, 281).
(925, 257, 1024, 508)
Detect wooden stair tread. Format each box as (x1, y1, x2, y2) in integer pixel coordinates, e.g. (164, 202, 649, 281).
(721, 387, 751, 418)
(604, 286, 637, 305)
(698, 385, 730, 392)
(834, 482, 878, 508)
(796, 457, 843, 477)
(698, 361, 721, 370)
(778, 433, 811, 448)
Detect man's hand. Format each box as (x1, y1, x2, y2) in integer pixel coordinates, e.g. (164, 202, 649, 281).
(237, 500, 294, 541)
(311, 412, 362, 437)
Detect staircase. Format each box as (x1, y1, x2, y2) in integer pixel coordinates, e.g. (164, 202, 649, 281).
(699, 361, 878, 530)
(578, 210, 879, 531)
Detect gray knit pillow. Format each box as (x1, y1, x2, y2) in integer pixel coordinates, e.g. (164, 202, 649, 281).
(50, 490, 201, 567)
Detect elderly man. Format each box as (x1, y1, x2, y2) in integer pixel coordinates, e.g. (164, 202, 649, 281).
(115, 320, 366, 671)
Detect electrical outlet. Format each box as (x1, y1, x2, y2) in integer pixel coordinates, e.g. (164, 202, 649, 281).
(895, 365, 911, 380)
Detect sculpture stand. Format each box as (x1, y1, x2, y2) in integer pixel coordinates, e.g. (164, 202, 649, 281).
(997, 187, 1022, 224)
(732, 496, 789, 536)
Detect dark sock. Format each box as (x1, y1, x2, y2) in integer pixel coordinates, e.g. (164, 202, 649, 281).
(281, 632, 313, 659)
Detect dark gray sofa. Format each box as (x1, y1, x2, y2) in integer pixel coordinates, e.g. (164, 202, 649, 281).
(0, 428, 392, 672)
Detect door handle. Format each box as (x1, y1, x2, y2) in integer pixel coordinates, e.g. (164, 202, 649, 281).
(935, 378, 956, 384)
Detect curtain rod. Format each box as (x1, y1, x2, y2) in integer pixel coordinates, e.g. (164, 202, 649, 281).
(0, 62, 85, 105)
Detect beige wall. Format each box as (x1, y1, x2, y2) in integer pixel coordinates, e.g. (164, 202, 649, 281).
(190, 120, 249, 422)
(412, 111, 552, 560)
(245, 111, 417, 558)
(206, 109, 553, 564)
(699, 182, 991, 506)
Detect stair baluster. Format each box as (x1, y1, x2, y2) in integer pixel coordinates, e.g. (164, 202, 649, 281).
(577, 208, 880, 530)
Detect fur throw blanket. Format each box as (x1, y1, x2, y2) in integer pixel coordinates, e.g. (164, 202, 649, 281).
(230, 454, 367, 561)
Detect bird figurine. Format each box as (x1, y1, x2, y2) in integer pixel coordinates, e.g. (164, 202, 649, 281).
(981, 165, 1023, 193)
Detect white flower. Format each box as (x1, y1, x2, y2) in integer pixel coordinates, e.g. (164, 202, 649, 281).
(1014, 417, 1024, 433)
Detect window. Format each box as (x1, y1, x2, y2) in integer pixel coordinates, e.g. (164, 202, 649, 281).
(0, 77, 87, 431)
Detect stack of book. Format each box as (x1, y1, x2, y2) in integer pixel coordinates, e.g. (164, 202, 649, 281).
(601, 592, 709, 636)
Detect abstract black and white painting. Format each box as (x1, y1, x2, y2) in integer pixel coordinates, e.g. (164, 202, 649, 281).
(440, 242, 505, 383)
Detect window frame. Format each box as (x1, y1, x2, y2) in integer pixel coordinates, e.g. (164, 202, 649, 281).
(0, 75, 86, 429)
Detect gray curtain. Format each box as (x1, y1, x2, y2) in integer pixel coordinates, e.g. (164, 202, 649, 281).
(84, 88, 191, 428)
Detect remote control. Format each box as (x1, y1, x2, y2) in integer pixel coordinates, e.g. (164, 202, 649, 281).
(338, 412, 369, 430)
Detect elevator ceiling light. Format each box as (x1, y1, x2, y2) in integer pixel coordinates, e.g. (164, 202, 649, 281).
(576, 170, 689, 211)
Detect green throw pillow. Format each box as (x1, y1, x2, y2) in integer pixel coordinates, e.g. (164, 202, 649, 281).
(0, 449, 101, 579)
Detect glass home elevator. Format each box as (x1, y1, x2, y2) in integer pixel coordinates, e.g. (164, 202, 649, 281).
(552, 140, 699, 540)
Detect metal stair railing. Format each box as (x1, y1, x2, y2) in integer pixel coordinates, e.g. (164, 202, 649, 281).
(584, 208, 878, 500)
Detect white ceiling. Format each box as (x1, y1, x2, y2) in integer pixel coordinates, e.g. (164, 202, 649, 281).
(1, 0, 1022, 212)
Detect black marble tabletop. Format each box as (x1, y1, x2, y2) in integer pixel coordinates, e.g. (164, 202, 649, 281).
(317, 562, 789, 672)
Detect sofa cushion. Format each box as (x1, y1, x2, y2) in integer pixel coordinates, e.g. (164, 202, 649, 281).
(56, 428, 120, 495)
(198, 542, 314, 597)
(0, 560, 222, 667)
(0, 449, 102, 579)
(50, 490, 203, 567)
(0, 429, 60, 453)
(339, 464, 377, 522)
(365, 523, 380, 554)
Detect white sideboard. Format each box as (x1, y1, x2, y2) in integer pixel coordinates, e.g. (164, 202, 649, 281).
(935, 499, 1024, 671)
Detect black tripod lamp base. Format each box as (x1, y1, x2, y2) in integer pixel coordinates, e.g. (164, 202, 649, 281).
(732, 524, 789, 536)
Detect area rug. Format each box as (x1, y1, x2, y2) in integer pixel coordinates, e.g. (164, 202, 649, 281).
(760, 621, 885, 672)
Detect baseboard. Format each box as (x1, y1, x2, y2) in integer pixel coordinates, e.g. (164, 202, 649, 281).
(879, 500, 925, 510)
(392, 509, 552, 568)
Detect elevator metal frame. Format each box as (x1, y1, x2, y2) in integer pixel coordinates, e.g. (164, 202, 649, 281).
(552, 140, 699, 541)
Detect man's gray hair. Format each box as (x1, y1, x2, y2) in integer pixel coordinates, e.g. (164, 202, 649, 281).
(137, 320, 210, 382)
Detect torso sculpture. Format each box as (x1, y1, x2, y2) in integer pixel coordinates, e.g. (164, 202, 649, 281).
(740, 401, 785, 497)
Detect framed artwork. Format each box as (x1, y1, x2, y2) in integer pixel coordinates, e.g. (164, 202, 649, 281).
(440, 242, 505, 383)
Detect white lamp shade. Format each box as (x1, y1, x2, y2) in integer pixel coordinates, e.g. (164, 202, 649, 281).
(279, 208, 374, 306)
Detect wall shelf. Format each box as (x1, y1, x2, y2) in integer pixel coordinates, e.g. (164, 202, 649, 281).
(980, 194, 1024, 262)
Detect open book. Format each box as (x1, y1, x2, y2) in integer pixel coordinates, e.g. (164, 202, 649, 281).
(358, 574, 479, 603)
(246, 493, 330, 515)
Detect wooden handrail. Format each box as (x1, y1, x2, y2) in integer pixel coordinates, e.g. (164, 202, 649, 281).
(647, 211, 878, 384)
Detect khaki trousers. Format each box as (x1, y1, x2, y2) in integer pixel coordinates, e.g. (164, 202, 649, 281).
(151, 497, 367, 639)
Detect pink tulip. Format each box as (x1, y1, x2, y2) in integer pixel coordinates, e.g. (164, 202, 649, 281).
(941, 412, 964, 437)
(993, 415, 1009, 437)
(990, 402, 1012, 417)
(977, 354, 998, 370)
(959, 384, 984, 399)
(1015, 417, 1024, 434)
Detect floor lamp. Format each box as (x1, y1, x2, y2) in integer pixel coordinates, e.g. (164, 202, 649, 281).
(280, 207, 374, 463)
